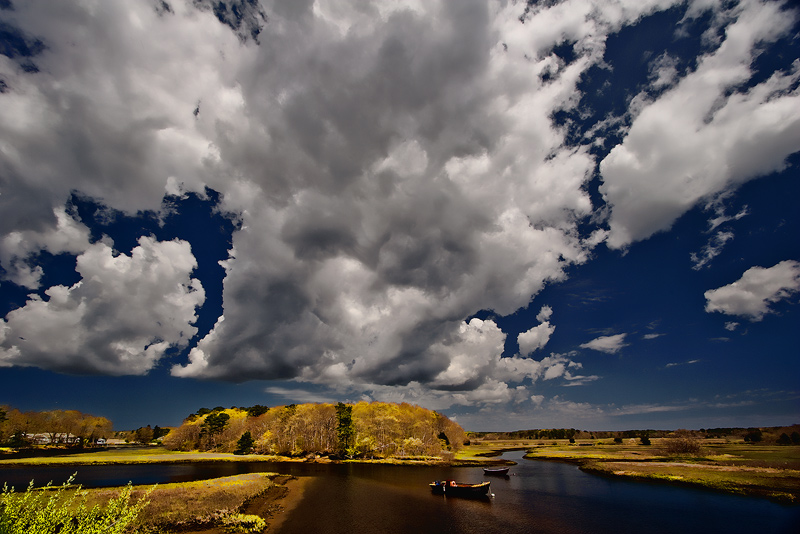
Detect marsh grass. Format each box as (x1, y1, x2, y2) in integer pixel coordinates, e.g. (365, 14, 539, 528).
(583, 460, 800, 503)
(0, 447, 284, 467)
(496, 439, 800, 503)
(77, 473, 278, 531)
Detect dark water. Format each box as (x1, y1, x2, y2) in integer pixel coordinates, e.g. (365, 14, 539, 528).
(2, 451, 798, 533)
(274, 451, 800, 534)
(0, 459, 326, 489)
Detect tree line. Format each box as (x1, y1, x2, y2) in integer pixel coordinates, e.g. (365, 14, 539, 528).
(0, 405, 112, 447)
(469, 425, 800, 445)
(163, 401, 467, 458)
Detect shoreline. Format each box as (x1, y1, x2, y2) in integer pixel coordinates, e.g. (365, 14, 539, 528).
(0, 448, 506, 468)
(254, 476, 313, 533)
(519, 448, 799, 505)
(577, 459, 799, 504)
(152, 475, 313, 534)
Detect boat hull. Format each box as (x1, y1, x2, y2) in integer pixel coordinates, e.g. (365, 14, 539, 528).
(483, 467, 509, 476)
(430, 480, 491, 498)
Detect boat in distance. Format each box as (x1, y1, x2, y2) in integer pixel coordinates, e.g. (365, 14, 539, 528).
(429, 480, 491, 497)
(483, 467, 510, 476)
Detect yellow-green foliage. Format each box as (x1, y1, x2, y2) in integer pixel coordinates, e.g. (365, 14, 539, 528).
(221, 513, 267, 533)
(162, 408, 249, 452)
(163, 402, 466, 458)
(0, 474, 151, 534)
(0, 405, 112, 447)
(358, 401, 463, 458)
(79, 473, 276, 532)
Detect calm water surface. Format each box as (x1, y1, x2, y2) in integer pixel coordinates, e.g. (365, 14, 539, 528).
(2, 451, 798, 533)
(274, 451, 800, 534)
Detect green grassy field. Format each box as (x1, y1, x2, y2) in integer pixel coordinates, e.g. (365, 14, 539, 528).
(0, 446, 460, 468)
(0, 447, 288, 466)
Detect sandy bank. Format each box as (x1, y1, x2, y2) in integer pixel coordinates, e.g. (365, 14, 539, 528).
(248, 476, 314, 532)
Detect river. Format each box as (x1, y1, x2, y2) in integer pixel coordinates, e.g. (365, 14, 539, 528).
(2, 451, 798, 533)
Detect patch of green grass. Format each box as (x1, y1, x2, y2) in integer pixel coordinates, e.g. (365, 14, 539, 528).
(73, 473, 279, 532)
(703, 444, 800, 470)
(582, 460, 799, 503)
(0, 447, 282, 467)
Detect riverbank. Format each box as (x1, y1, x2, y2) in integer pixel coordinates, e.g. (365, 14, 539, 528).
(487, 438, 800, 504)
(0, 445, 503, 468)
(0, 447, 297, 466)
(47, 472, 310, 533)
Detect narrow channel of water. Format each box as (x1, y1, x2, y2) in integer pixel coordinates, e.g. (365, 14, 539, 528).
(2, 451, 798, 533)
(0, 460, 326, 489)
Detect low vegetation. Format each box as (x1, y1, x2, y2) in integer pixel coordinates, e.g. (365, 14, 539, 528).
(0, 474, 151, 534)
(88, 473, 279, 533)
(0, 472, 282, 534)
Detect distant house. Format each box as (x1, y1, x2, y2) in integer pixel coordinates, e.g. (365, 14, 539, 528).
(28, 433, 80, 445)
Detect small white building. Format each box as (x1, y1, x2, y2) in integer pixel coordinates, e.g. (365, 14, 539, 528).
(28, 433, 80, 445)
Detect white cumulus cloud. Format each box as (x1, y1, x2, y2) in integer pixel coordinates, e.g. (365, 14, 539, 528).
(600, 0, 800, 249)
(0, 237, 204, 374)
(517, 306, 556, 355)
(580, 333, 629, 354)
(704, 260, 800, 321)
(0, 0, 797, 411)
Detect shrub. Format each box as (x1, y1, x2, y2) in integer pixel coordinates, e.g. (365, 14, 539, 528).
(221, 513, 267, 533)
(743, 429, 762, 443)
(663, 430, 702, 456)
(0, 474, 152, 534)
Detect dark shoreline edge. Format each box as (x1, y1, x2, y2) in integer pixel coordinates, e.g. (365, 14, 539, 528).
(519, 453, 799, 506)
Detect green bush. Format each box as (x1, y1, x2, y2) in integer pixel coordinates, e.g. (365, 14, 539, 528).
(221, 513, 267, 533)
(663, 431, 702, 456)
(0, 474, 152, 534)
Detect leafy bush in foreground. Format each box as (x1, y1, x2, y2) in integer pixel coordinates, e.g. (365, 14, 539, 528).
(0, 474, 152, 534)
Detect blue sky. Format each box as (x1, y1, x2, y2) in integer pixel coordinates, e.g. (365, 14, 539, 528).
(1, 0, 798, 431)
